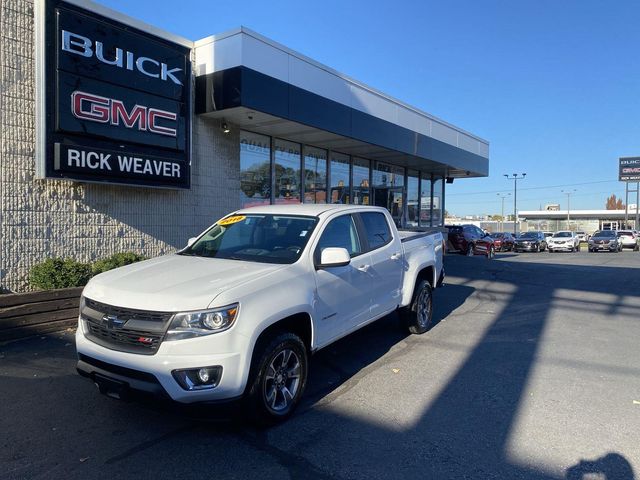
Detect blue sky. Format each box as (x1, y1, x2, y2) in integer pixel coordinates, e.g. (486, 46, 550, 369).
(99, 0, 640, 216)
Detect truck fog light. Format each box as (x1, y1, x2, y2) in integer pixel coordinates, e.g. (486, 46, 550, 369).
(172, 366, 222, 391)
(197, 368, 210, 383)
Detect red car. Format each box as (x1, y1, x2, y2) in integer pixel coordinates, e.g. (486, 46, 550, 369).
(489, 232, 515, 251)
(447, 224, 495, 258)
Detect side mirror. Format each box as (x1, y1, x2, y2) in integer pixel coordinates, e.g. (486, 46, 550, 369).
(187, 237, 197, 247)
(318, 247, 351, 268)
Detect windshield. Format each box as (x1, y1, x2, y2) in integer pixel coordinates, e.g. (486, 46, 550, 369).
(553, 232, 572, 238)
(593, 230, 615, 238)
(180, 214, 318, 264)
(519, 232, 537, 238)
(489, 233, 504, 238)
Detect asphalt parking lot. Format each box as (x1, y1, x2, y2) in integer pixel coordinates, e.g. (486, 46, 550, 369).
(2, 251, 640, 480)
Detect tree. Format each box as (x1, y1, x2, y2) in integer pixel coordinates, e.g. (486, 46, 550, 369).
(489, 215, 503, 221)
(605, 194, 625, 210)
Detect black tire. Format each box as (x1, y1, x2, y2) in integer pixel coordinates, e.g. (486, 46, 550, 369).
(634, 244, 639, 252)
(245, 332, 308, 425)
(535, 244, 540, 253)
(401, 279, 433, 335)
(487, 246, 495, 259)
(466, 244, 474, 257)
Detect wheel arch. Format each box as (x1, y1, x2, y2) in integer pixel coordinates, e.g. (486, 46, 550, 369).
(242, 312, 313, 395)
(403, 264, 435, 306)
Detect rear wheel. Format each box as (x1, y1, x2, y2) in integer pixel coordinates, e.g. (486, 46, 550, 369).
(402, 280, 433, 335)
(245, 332, 308, 425)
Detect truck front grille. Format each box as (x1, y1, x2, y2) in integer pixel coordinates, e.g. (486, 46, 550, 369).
(82, 298, 174, 355)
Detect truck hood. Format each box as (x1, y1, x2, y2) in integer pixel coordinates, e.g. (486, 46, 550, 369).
(82, 254, 287, 312)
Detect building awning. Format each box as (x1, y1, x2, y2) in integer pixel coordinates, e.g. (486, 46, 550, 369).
(193, 28, 489, 178)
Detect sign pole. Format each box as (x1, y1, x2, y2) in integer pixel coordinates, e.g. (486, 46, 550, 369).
(634, 182, 640, 230)
(625, 182, 629, 228)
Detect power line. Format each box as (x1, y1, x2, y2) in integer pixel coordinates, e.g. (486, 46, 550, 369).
(447, 179, 618, 196)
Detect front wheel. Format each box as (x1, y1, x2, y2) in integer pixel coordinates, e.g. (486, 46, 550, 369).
(487, 246, 495, 259)
(245, 333, 308, 425)
(466, 244, 474, 257)
(402, 280, 433, 335)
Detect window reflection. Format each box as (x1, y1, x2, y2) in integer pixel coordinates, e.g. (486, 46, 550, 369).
(330, 151, 350, 204)
(274, 139, 301, 204)
(419, 172, 432, 227)
(304, 146, 327, 204)
(352, 157, 370, 205)
(240, 131, 271, 208)
(407, 170, 419, 227)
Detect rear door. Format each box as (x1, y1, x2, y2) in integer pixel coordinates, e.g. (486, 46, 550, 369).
(357, 211, 403, 319)
(312, 213, 371, 346)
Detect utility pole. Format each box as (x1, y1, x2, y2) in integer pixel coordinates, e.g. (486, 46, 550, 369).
(562, 189, 576, 228)
(504, 173, 526, 235)
(497, 193, 511, 232)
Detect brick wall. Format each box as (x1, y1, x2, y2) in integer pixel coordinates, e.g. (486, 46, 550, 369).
(0, 0, 240, 292)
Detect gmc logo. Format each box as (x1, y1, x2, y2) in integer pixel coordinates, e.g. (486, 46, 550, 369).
(71, 91, 177, 137)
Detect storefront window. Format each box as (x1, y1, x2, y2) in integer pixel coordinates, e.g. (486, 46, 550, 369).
(329, 151, 350, 204)
(352, 158, 370, 205)
(303, 146, 327, 204)
(240, 131, 271, 208)
(274, 139, 301, 204)
(432, 177, 444, 226)
(406, 170, 419, 227)
(419, 173, 432, 227)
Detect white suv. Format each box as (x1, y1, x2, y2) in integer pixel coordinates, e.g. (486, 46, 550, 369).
(547, 231, 579, 252)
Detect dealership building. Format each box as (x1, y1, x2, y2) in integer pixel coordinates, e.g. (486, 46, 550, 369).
(0, 0, 489, 291)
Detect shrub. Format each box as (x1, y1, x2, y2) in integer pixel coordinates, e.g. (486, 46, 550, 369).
(29, 258, 93, 290)
(92, 252, 146, 275)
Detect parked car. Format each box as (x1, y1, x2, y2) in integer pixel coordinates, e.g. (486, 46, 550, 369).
(575, 231, 588, 242)
(547, 231, 579, 252)
(589, 230, 622, 252)
(543, 231, 554, 240)
(514, 231, 547, 252)
(616, 230, 639, 251)
(489, 232, 515, 251)
(76, 205, 444, 424)
(447, 224, 496, 258)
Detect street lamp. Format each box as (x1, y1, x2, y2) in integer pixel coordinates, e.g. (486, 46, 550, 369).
(504, 173, 526, 235)
(497, 193, 511, 232)
(562, 189, 577, 227)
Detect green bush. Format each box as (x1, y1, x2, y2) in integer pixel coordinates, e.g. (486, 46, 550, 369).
(29, 258, 93, 290)
(92, 252, 146, 275)
(29, 252, 146, 290)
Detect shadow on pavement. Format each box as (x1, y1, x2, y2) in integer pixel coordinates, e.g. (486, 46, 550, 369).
(1, 255, 638, 479)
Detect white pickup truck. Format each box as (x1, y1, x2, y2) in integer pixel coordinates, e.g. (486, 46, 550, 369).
(76, 205, 444, 423)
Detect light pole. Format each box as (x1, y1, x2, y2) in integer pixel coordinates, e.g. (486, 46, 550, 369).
(504, 173, 526, 235)
(562, 189, 576, 228)
(497, 193, 511, 232)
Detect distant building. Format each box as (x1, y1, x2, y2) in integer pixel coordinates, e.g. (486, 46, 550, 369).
(519, 209, 638, 232)
(545, 204, 560, 211)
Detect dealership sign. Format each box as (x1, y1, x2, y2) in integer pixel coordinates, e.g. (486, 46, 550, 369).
(36, 0, 191, 188)
(619, 157, 640, 182)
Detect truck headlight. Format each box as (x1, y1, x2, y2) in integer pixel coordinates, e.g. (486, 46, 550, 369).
(166, 304, 239, 340)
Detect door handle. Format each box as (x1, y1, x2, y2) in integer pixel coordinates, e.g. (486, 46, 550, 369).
(390, 252, 401, 260)
(357, 264, 370, 272)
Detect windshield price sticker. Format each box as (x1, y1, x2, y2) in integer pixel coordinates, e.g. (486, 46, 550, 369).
(218, 215, 246, 226)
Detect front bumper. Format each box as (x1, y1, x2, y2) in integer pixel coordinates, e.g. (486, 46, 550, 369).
(589, 243, 618, 251)
(547, 243, 574, 251)
(75, 321, 250, 403)
(514, 243, 539, 251)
